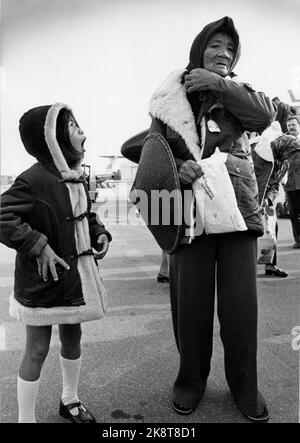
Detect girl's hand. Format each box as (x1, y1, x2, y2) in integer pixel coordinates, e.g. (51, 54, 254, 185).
(96, 234, 109, 260)
(178, 160, 203, 185)
(36, 245, 70, 282)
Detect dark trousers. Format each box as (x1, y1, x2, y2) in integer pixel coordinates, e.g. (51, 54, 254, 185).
(286, 190, 300, 243)
(271, 222, 279, 266)
(169, 231, 266, 416)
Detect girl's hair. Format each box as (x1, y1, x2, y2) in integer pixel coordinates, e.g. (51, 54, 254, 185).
(56, 108, 75, 146)
(56, 108, 83, 167)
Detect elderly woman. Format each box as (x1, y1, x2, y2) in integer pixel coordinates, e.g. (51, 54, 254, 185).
(121, 17, 276, 422)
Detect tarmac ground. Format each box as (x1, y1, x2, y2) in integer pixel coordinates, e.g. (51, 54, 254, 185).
(0, 205, 299, 424)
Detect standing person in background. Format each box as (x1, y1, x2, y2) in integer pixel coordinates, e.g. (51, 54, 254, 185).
(260, 104, 290, 278)
(274, 116, 300, 248)
(286, 115, 300, 140)
(263, 127, 289, 277)
(0, 104, 111, 423)
(250, 101, 293, 276)
(122, 17, 276, 422)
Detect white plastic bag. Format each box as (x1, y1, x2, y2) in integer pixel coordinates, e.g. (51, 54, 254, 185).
(257, 211, 277, 264)
(254, 121, 282, 162)
(192, 149, 247, 234)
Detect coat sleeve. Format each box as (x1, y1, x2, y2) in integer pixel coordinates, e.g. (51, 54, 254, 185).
(212, 77, 277, 133)
(0, 177, 48, 257)
(265, 160, 289, 203)
(88, 212, 112, 251)
(265, 139, 289, 203)
(121, 130, 149, 163)
(120, 121, 193, 169)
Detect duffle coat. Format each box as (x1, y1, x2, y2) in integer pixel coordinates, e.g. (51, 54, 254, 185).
(0, 103, 111, 326)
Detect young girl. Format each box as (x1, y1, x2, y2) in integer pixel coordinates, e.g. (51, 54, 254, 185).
(0, 103, 112, 423)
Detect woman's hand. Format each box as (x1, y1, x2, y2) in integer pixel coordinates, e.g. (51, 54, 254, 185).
(178, 160, 203, 185)
(36, 245, 70, 282)
(184, 68, 220, 93)
(96, 234, 109, 260)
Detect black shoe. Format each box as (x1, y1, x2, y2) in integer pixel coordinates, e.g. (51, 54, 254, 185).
(172, 401, 196, 416)
(243, 407, 270, 423)
(157, 274, 169, 283)
(59, 400, 96, 423)
(293, 242, 300, 249)
(265, 266, 288, 278)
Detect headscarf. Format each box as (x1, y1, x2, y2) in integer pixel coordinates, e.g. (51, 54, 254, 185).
(186, 16, 241, 73)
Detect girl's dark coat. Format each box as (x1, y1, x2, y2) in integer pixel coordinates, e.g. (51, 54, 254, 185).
(0, 103, 111, 325)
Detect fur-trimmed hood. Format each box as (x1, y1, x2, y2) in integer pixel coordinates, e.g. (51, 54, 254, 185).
(19, 103, 82, 181)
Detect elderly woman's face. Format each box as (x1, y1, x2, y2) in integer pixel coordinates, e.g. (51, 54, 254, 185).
(203, 32, 234, 77)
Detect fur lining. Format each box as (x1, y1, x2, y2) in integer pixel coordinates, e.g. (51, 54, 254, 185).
(9, 288, 106, 326)
(44, 103, 82, 181)
(149, 70, 203, 162)
(66, 181, 107, 315)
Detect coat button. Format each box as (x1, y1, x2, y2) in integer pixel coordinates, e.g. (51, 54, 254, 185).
(236, 168, 240, 173)
(66, 216, 71, 222)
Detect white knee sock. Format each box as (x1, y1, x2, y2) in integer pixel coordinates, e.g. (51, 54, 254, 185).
(17, 376, 40, 423)
(60, 355, 81, 406)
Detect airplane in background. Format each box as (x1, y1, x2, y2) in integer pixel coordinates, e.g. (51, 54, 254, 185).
(97, 155, 124, 180)
(81, 155, 124, 201)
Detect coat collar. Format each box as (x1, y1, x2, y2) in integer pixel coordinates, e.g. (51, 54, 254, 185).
(149, 70, 203, 162)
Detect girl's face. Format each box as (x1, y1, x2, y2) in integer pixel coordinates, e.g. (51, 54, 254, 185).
(203, 32, 234, 77)
(68, 116, 86, 154)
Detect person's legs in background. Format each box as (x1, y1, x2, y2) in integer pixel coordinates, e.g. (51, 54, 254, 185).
(265, 222, 288, 277)
(286, 190, 300, 248)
